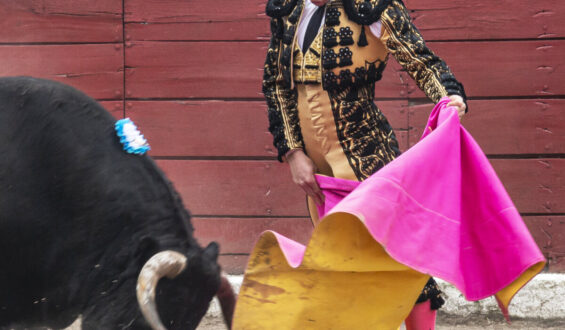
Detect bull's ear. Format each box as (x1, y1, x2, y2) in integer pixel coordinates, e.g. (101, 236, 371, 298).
(203, 242, 219, 261)
(135, 236, 160, 264)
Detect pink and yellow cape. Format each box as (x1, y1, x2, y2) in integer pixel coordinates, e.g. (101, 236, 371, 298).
(232, 98, 545, 329)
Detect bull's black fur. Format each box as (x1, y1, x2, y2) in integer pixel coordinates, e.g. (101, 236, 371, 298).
(0, 77, 221, 329)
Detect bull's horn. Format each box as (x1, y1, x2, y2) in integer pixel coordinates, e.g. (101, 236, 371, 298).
(136, 250, 187, 330)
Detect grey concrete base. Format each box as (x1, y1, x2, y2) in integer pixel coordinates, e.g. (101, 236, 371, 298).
(208, 275, 242, 318)
(436, 274, 565, 320)
(207, 274, 565, 321)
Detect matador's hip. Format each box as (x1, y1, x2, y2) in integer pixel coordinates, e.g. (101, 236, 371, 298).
(296, 83, 401, 182)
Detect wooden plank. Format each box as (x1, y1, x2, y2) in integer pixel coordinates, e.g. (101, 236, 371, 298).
(215, 216, 565, 274)
(124, 100, 408, 157)
(219, 217, 565, 275)
(193, 217, 313, 254)
(407, 99, 565, 155)
(0, 44, 124, 100)
(125, 41, 265, 99)
(99, 101, 124, 119)
(0, 0, 122, 43)
(550, 255, 565, 272)
(491, 159, 565, 214)
(404, 0, 565, 40)
(127, 100, 275, 157)
(524, 216, 565, 273)
(395, 130, 408, 153)
(156, 159, 564, 217)
(125, 0, 268, 41)
(124, 0, 565, 42)
(156, 160, 307, 217)
(126, 40, 565, 100)
(218, 255, 249, 275)
(380, 100, 409, 131)
(402, 40, 565, 98)
(124, 41, 405, 99)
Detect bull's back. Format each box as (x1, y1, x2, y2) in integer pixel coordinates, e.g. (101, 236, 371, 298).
(0, 77, 124, 319)
(0, 77, 180, 324)
(0, 76, 120, 237)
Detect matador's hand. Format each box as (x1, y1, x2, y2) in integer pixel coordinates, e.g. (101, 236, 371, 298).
(447, 95, 466, 120)
(285, 149, 325, 205)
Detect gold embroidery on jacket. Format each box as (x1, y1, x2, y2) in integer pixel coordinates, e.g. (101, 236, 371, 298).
(329, 86, 400, 180)
(263, 0, 465, 167)
(274, 39, 303, 151)
(293, 30, 323, 84)
(380, 1, 451, 103)
(263, 15, 305, 159)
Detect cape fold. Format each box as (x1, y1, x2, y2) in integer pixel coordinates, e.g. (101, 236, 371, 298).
(232, 98, 545, 329)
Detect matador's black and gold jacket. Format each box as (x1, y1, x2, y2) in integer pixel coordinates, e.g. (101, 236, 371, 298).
(264, 0, 467, 179)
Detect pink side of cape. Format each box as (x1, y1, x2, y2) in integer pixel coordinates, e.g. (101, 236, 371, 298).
(314, 98, 545, 300)
(260, 98, 544, 302)
(271, 232, 306, 268)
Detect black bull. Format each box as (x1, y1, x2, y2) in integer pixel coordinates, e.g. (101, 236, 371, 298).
(0, 77, 235, 329)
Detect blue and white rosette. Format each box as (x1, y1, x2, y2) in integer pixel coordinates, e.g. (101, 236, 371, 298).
(115, 118, 151, 155)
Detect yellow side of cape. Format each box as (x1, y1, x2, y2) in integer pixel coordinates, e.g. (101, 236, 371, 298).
(232, 213, 429, 330)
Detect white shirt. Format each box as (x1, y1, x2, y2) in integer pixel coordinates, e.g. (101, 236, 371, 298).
(297, 0, 383, 50)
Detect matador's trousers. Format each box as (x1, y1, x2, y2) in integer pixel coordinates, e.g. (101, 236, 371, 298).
(296, 82, 442, 310)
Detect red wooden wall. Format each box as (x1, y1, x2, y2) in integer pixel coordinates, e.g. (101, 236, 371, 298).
(2, 0, 564, 273)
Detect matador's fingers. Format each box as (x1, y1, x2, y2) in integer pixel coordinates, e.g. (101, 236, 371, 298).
(311, 181, 325, 205)
(301, 178, 323, 206)
(447, 100, 466, 120)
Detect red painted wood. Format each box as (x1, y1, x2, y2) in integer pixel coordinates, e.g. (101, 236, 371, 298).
(156, 159, 564, 217)
(401, 40, 565, 99)
(218, 255, 249, 275)
(124, 100, 407, 157)
(126, 22, 268, 43)
(0, 0, 122, 43)
(213, 216, 565, 274)
(125, 0, 268, 41)
(125, 40, 565, 99)
(491, 159, 565, 214)
(0, 44, 124, 100)
(124, 0, 564, 42)
(124, 41, 264, 99)
(99, 101, 124, 119)
(395, 130, 408, 152)
(124, 0, 263, 24)
(1, 0, 562, 274)
(156, 160, 307, 217)
(524, 216, 565, 273)
(124, 41, 405, 99)
(380, 100, 409, 130)
(2, 0, 559, 44)
(127, 100, 275, 157)
(193, 217, 313, 254)
(407, 99, 565, 155)
(549, 257, 565, 273)
(404, 0, 565, 40)
(213, 216, 564, 274)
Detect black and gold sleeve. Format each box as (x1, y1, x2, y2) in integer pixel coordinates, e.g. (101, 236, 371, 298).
(263, 17, 305, 161)
(380, 0, 467, 107)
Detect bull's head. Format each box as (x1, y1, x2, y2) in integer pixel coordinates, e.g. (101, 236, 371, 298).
(136, 243, 234, 330)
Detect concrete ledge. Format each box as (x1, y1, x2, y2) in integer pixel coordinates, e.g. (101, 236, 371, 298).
(208, 275, 242, 318)
(207, 274, 565, 321)
(436, 274, 565, 320)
